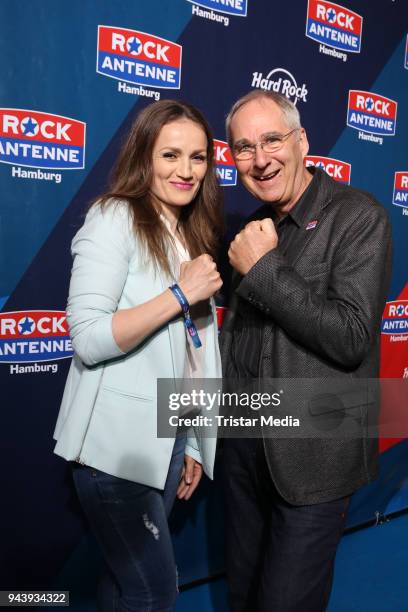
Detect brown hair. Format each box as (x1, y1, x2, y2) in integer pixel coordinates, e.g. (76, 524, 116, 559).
(99, 99, 223, 276)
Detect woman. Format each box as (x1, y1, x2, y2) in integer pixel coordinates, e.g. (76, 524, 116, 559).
(53, 100, 223, 611)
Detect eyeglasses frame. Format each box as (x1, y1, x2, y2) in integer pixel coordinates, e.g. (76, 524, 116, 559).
(233, 128, 300, 161)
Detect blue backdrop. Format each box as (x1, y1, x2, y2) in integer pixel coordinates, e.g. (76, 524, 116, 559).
(1, 0, 407, 603)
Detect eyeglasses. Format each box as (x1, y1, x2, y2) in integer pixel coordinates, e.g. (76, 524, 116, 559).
(233, 128, 299, 161)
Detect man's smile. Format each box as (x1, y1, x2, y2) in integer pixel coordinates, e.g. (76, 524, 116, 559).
(253, 168, 281, 182)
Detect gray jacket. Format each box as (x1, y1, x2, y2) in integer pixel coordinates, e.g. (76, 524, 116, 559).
(221, 169, 392, 505)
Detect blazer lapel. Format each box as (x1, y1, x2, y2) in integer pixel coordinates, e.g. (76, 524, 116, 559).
(258, 169, 334, 358)
(284, 169, 334, 267)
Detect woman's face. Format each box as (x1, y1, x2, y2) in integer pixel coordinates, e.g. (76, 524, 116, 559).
(150, 119, 208, 216)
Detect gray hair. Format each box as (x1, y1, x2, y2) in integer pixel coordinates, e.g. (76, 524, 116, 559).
(225, 90, 301, 147)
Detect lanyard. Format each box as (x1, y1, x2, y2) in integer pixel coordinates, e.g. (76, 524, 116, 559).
(169, 283, 202, 349)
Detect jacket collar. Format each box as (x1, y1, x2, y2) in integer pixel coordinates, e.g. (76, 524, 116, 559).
(283, 167, 334, 267)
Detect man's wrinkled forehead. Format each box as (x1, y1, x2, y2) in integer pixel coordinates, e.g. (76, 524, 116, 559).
(230, 98, 290, 144)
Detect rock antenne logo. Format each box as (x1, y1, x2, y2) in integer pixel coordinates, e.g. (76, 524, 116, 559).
(0, 109, 86, 169)
(214, 139, 237, 187)
(306, 0, 363, 53)
(382, 301, 408, 337)
(97, 26, 182, 89)
(186, 0, 247, 16)
(393, 172, 408, 210)
(0, 311, 72, 363)
(305, 156, 351, 184)
(347, 91, 397, 136)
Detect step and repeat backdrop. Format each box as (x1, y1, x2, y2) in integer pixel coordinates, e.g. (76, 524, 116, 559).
(0, 0, 407, 601)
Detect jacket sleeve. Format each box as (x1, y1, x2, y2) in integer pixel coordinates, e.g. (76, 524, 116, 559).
(66, 203, 131, 366)
(185, 436, 203, 464)
(236, 202, 392, 369)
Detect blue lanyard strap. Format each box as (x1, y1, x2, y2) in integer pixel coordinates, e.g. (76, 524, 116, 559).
(169, 283, 202, 349)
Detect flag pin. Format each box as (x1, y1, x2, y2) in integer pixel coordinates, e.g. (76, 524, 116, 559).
(306, 220, 318, 231)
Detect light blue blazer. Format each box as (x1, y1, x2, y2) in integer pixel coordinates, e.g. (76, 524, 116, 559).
(53, 201, 222, 489)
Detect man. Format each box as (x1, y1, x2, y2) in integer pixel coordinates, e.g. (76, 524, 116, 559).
(220, 90, 392, 612)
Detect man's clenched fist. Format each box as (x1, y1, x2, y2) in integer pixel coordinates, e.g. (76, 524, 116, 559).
(228, 218, 278, 276)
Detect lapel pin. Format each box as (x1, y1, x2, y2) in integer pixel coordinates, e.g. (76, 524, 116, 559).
(306, 220, 318, 231)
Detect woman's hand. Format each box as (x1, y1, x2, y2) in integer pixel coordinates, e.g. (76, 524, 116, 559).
(177, 455, 203, 500)
(111, 254, 221, 354)
(178, 254, 222, 305)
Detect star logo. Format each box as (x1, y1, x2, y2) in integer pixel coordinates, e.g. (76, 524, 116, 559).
(21, 116, 39, 137)
(316, 161, 325, 169)
(396, 305, 405, 317)
(18, 316, 35, 335)
(127, 37, 142, 56)
(365, 98, 374, 112)
(327, 8, 337, 24)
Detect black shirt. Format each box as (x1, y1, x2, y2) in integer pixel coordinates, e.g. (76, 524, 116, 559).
(231, 171, 320, 378)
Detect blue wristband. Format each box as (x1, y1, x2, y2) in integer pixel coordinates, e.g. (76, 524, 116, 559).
(169, 283, 202, 348)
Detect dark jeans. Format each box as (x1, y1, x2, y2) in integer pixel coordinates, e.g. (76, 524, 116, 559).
(72, 435, 186, 612)
(223, 438, 350, 612)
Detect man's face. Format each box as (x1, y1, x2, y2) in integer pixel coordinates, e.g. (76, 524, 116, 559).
(230, 98, 310, 213)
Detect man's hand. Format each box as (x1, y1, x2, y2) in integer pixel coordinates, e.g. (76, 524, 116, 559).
(177, 455, 203, 500)
(228, 218, 278, 276)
